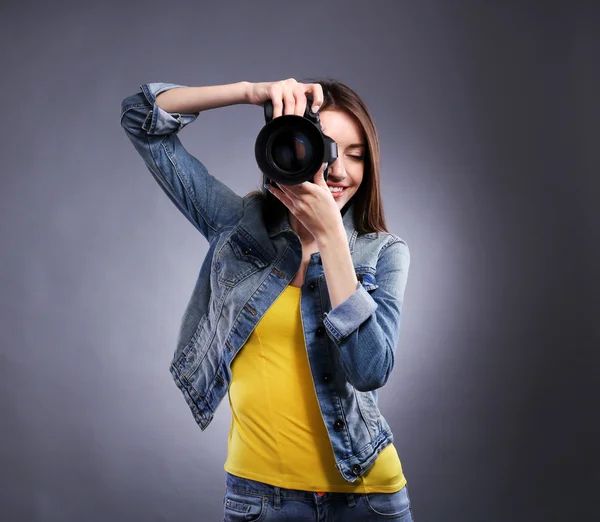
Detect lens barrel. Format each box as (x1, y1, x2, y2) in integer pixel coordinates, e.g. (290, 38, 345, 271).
(255, 97, 338, 186)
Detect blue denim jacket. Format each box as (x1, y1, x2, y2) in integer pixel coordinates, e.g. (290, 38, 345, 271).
(120, 83, 411, 483)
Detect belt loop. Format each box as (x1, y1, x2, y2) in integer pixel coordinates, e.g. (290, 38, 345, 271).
(273, 486, 281, 510)
(346, 493, 356, 507)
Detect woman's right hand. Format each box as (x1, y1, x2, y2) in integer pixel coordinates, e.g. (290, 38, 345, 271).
(245, 78, 324, 118)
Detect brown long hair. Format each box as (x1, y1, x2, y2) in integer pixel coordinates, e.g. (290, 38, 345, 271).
(245, 77, 389, 235)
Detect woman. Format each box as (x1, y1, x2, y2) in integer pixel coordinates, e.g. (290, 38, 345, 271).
(120, 77, 413, 521)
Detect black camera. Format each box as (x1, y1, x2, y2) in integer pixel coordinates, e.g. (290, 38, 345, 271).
(255, 95, 338, 186)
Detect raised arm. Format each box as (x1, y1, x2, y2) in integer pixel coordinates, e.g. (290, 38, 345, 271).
(119, 81, 251, 243)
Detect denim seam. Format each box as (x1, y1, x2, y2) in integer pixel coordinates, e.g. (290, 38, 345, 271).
(324, 316, 343, 343)
(226, 487, 266, 499)
(119, 102, 148, 122)
(161, 138, 219, 238)
(196, 285, 232, 397)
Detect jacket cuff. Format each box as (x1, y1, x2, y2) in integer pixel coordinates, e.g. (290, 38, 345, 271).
(139, 82, 199, 136)
(323, 282, 378, 343)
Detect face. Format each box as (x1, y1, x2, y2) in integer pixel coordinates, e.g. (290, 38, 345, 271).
(319, 109, 365, 210)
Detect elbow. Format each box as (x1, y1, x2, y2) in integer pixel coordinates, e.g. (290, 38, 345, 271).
(353, 373, 388, 392)
(120, 92, 148, 114)
(353, 379, 381, 393)
(352, 342, 395, 392)
(120, 93, 151, 133)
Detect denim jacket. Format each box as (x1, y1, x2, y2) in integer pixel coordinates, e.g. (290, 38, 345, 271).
(120, 82, 411, 483)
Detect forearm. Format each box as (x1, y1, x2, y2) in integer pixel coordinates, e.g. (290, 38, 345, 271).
(318, 224, 359, 309)
(319, 237, 410, 392)
(120, 82, 246, 241)
(155, 82, 250, 113)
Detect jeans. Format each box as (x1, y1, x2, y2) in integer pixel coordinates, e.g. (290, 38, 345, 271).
(223, 472, 415, 521)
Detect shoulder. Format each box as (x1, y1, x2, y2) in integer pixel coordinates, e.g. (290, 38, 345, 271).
(241, 191, 268, 225)
(356, 231, 409, 256)
(242, 191, 264, 209)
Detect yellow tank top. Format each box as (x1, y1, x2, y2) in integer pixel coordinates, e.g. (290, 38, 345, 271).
(223, 284, 406, 493)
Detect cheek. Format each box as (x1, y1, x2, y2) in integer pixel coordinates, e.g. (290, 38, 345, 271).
(349, 167, 364, 188)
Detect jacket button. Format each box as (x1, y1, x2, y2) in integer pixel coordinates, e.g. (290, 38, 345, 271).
(316, 326, 325, 337)
(334, 419, 345, 431)
(323, 373, 333, 383)
(356, 273, 364, 283)
(352, 464, 362, 475)
(308, 282, 316, 290)
(242, 247, 252, 255)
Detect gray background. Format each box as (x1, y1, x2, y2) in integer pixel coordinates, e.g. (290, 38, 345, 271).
(1, 0, 598, 521)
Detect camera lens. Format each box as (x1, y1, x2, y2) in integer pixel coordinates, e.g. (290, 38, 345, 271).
(255, 107, 337, 185)
(270, 129, 313, 173)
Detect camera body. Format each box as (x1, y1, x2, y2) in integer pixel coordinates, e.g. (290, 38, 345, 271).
(255, 95, 338, 186)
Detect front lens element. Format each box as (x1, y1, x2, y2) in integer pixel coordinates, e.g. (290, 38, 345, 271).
(271, 130, 314, 172)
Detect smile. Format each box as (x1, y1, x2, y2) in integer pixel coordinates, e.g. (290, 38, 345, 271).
(328, 186, 347, 198)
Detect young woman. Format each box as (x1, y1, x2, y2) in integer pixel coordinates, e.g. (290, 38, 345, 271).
(120, 77, 413, 521)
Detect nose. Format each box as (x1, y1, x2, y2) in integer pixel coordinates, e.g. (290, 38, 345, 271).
(327, 155, 345, 178)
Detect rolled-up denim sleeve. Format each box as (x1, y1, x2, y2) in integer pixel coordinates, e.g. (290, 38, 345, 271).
(120, 82, 245, 242)
(324, 238, 410, 392)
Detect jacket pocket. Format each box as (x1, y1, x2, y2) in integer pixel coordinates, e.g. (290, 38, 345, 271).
(215, 227, 270, 286)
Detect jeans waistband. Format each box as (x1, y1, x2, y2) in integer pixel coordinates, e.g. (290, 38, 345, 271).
(225, 472, 358, 504)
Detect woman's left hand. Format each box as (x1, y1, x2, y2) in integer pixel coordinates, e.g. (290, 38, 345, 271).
(265, 163, 343, 243)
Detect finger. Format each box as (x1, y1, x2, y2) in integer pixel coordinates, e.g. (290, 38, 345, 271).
(305, 83, 324, 113)
(278, 180, 312, 197)
(269, 83, 283, 118)
(276, 182, 302, 200)
(314, 162, 328, 184)
(265, 183, 293, 208)
(282, 87, 296, 116)
(293, 85, 307, 117)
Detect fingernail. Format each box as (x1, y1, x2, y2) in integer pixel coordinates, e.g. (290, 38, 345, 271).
(312, 105, 320, 113)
